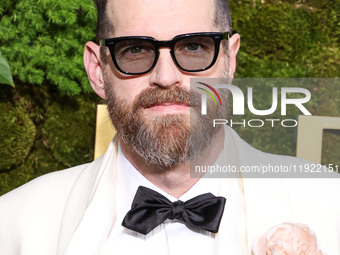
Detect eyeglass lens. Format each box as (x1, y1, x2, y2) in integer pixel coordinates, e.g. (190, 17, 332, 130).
(114, 40, 156, 74)
(174, 36, 215, 71)
(113, 35, 216, 74)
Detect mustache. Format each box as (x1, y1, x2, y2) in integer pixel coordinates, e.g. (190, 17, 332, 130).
(132, 87, 201, 112)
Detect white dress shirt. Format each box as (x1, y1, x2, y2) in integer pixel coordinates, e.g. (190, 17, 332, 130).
(1, 126, 338, 255)
(101, 143, 223, 255)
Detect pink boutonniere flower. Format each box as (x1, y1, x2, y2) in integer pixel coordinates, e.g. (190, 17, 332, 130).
(251, 222, 324, 255)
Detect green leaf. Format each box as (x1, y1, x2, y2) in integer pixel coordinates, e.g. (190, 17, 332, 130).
(0, 51, 14, 87)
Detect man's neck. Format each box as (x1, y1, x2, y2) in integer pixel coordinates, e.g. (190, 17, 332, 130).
(120, 128, 225, 198)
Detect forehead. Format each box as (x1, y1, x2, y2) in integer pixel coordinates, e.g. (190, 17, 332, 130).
(106, 0, 216, 39)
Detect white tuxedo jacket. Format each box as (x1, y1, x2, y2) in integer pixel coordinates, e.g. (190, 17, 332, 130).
(0, 127, 339, 255)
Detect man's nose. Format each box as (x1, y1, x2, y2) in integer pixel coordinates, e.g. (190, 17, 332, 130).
(149, 49, 183, 88)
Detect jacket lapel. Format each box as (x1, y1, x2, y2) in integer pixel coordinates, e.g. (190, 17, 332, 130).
(214, 127, 248, 255)
(215, 127, 294, 254)
(58, 137, 119, 255)
(57, 127, 294, 255)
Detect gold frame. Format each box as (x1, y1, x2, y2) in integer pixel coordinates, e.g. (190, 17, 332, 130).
(94, 104, 116, 159)
(296, 115, 340, 163)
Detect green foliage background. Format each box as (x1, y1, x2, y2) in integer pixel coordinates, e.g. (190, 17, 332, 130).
(0, 0, 339, 195)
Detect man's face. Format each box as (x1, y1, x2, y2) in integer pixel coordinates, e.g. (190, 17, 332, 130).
(102, 0, 230, 168)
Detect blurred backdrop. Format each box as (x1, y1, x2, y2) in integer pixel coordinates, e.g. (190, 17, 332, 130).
(0, 0, 339, 195)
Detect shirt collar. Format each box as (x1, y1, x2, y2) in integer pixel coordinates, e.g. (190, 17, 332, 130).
(117, 141, 221, 207)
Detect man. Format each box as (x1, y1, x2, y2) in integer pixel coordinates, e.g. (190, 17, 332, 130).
(0, 0, 339, 254)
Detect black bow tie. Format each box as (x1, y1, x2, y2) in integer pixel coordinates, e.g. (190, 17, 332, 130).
(122, 186, 226, 235)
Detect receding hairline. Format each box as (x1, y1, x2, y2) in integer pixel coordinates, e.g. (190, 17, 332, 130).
(94, 0, 232, 40)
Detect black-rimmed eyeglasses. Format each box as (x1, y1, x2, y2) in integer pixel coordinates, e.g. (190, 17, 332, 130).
(100, 32, 229, 75)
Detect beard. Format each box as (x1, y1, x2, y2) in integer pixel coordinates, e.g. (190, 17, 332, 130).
(104, 77, 229, 169)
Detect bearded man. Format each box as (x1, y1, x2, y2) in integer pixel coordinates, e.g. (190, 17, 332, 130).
(0, 0, 339, 254)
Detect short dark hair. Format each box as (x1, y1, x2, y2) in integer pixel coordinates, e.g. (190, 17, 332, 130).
(93, 0, 232, 40)
(93, 0, 112, 40)
(214, 0, 232, 34)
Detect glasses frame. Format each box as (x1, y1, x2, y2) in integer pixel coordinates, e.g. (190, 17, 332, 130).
(99, 32, 230, 75)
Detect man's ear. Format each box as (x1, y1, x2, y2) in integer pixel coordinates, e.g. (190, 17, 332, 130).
(228, 33, 240, 78)
(84, 41, 106, 99)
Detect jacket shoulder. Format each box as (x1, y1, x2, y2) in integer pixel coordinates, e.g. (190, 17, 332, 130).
(0, 164, 88, 254)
